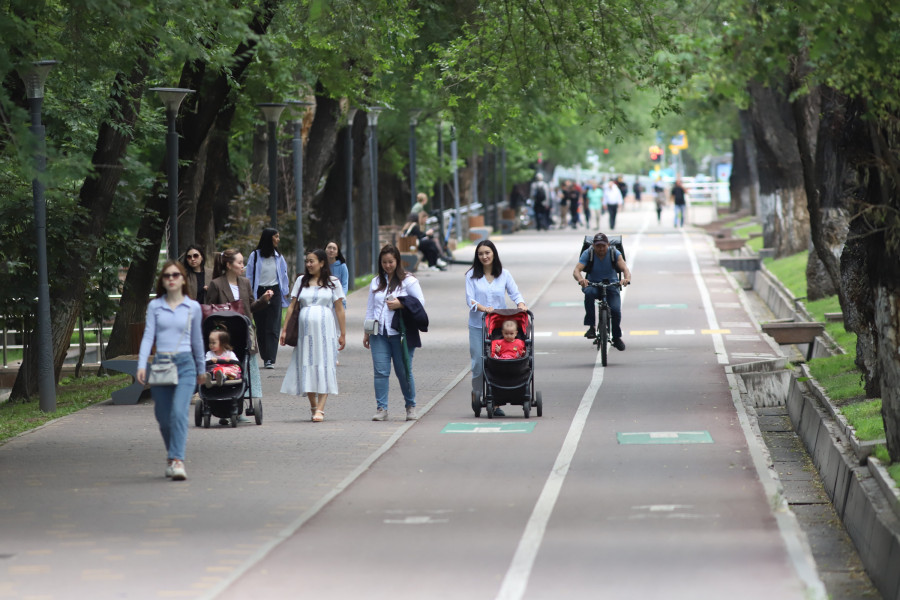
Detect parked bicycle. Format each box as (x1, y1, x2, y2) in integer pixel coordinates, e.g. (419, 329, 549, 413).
(587, 280, 622, 366)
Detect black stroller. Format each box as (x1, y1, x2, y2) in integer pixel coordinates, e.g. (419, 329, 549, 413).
(471, 309, 543, 419)
(194, 310, 262, 428)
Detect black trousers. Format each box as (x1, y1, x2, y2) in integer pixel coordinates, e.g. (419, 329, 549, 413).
(254, 284, 283, 364)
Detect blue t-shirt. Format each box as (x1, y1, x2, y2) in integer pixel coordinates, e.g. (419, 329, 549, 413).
(579, 247, 621, 284)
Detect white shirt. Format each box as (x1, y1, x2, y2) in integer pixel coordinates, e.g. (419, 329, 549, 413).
(365, 274, 425, 336)
(229, 283, 240, 300)
(604, 182, 623, 206)
(465, 269, 525, 329)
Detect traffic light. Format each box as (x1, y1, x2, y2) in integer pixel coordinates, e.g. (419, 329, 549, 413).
(603, 148, 609, 155)
(649, 145, 662, 162)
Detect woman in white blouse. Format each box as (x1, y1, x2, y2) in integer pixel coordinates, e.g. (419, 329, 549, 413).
(364, 245, 426, 422)
(465, 240, 527, 417)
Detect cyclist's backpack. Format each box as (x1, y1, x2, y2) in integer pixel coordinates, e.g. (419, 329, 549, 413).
(533, 184, 547, 203)
(581, 235, 625, 274)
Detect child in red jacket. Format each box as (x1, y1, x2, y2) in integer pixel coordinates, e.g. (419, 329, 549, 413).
(491, 319, 525, 359)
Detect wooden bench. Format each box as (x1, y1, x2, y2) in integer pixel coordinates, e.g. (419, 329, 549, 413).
(714, 237, 748, 251)
(824, 312, 844, 322)
(760, 322, 826, 361)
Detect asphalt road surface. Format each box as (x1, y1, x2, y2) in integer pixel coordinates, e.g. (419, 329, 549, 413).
(1, 204, 826, 599)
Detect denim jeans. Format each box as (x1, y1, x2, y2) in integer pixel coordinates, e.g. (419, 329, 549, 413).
(469, 325, 485, 392)
(369, 334, 416, 410)
(674, 204, 685, 227)
(583, 286, 622, 339)
(150, 352, 196, 461)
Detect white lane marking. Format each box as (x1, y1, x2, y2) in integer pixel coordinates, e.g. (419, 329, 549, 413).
(495, 218, 647, 600)
(384, 516, 449, 525)
(665, 329, 695, 335)
(683, 230, 728, 364)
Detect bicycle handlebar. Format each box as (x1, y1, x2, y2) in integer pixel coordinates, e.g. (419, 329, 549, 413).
(585, 280, 623, 290)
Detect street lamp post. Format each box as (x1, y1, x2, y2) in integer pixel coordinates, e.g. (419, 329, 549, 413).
(257, 103, 287, 229)
(451, 126, 461, 244)
(344, 107, 358, 289)
(408, 109, 422, 211)
(286, 100, 314, 274)
(148, 87, 194, 261)
(436, 121, 445, 244)
(20, 60, 58, 412)
(367, 106, 386, 274)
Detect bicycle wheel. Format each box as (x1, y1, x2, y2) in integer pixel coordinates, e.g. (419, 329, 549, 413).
(599, 307, 609, 366)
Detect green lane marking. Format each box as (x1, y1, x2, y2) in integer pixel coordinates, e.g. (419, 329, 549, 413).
(549, 302, 583, 307)
(638, 304, 688, 309)
(616, 431, 714, 445)
(442, 422, 536, 433)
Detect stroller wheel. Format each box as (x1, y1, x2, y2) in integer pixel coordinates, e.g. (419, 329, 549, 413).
(535, 391, 543, 417)
(486, 400, 494, 420)
(194, 401, 202, 427)
(231, 411, 239, 428)
(202, 413, 210, 429)
(523, 400, 531, 419)
(253, 398, 263, 425)
(471, 391, 482, 418)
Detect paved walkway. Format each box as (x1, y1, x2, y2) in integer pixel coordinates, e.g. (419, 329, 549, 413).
(0, 202, 855, 599)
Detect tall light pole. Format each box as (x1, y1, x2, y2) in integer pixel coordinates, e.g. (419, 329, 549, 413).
(20, 60, 57, 412)
(367, 106, 386, 274)
(257, 103, 286, 229)
(436, 120, 445, 245)
(286, 100, 314, 274)
(149, 87, 194, 261)
(344, 107, 358, 289)
(408, 109, 422, 211)
(451, 125, 461, 244)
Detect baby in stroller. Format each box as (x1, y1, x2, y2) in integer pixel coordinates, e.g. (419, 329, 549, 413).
(491, 319, 525, 359)
(204, 329, 242, 388)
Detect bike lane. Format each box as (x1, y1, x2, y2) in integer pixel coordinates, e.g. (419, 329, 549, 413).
(216, 212, 822, 599)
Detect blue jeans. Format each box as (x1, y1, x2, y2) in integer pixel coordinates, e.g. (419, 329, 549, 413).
(469, 325, 485, 392)
(674, 204, 685, 227)
(150, 352, 196, 461)
(583, 286, 622, 339)
(369, 334, 416, 410)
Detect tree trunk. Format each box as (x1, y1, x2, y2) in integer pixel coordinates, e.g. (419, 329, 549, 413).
(10, 54, 151, 400)
(106, 0, 280, 358)
(747, 81, 809, 257)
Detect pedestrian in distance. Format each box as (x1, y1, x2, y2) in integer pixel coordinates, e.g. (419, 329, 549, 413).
(181, 244, 211, 304)
(530, 173, 551, 231)
(604, 179, 623, 230)
(465, 240, 527, 417)
(411, 191, 428, 216)
(245, 228, 291, 370)
(573, 233, 632, 349)
(632, 180, 643, 205)
(402, 211, 447, 271)
(364, 244, 426, 422)
(136, 261, 205, 481)
(653, 179, 667, 224)
(207, 248, 272, 423)
(325, 240, 349, 307)
(672, 178, 687, 227)
(587, 182, 604, 230)
(279, 249, 346, 422)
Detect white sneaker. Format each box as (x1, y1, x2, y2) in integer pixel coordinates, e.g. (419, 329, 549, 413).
(436, 258, 448, 268)
(429, 265, 442, 271)
(406, 407, 418, 421)
(372, 409, 388, 421)
(165, 460, 174, 478)
(170, 459, 187, 481)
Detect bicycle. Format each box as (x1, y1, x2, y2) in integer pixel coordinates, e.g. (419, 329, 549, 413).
(586, 280, 622, 366)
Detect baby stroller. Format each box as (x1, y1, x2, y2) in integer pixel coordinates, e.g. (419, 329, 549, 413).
(194, 310, 262, 428)
(471, 309, 543, 419)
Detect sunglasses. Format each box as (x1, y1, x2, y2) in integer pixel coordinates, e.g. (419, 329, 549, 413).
(162, 272, 182, 280)
(187, 253, 201, 259)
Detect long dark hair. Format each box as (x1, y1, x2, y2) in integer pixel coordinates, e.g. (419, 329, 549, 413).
(326, 240, 346, 264)
(181, 244, 205, 271)
(375, 244, 407, 293)
(467, 240, 503, 279)
(212, 248, 241, 279)
(255, 228, 279, 258)
(155, 261, 189, 297)
(300, 249, 335, 289)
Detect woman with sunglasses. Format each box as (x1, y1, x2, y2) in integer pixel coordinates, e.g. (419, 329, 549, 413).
(136, 261, 205, 481)
(181, 245, 211, 304)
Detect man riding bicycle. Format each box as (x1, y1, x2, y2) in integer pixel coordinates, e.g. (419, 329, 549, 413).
(573, 232, 632, 349)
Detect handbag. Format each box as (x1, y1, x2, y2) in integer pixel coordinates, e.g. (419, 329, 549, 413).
(147, 308, 191, 387)
(202, 300, 244, 320)
(284, 303, 300, 347)
(363, 318, 379, 335)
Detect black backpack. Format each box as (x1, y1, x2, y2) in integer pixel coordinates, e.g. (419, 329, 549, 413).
(581, 235, 625, 275)
(533, 184, 547, 203)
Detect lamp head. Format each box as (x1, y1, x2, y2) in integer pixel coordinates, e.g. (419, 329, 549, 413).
(409, 108, 423, 126)
(346, 107, 358, 126)
(149, 88, 194, 113)
(20, 60, 59, 99)
(286, 100, 315, 120)
(257, 103, 287, 123)
(366, 105, 388, 127)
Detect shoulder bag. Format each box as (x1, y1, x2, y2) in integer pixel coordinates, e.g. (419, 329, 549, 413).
(148, 306, 191, 387)
(284, 302, 300, 347)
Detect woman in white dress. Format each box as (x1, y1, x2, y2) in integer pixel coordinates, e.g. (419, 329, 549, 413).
(279, 249, 346, 422)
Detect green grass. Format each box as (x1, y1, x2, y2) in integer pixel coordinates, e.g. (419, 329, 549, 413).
(0, 374, 130, 445)
(353, 274, 375, 290)
(763, 250, 808, 298)
(840, 399, 884, 441)
(807, 354, 865, 403)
